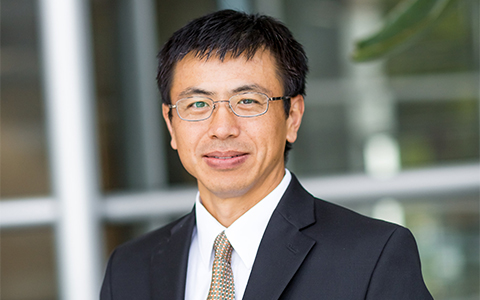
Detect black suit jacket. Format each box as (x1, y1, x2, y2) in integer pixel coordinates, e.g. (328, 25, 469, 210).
(101, 175, 433, 299)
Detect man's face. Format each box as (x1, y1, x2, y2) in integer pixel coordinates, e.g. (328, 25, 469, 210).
(163, 50, 304, 203)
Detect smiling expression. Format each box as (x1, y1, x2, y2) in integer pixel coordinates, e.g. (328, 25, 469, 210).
(163, 50, 304, 206)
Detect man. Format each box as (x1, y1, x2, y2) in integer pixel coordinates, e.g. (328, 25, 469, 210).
(101, 10, 433, 300)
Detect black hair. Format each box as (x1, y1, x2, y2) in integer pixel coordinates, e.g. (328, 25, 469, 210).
(156, 9, 308, 161)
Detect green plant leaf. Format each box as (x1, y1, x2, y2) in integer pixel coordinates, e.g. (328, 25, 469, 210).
(352, 0, 457, 62)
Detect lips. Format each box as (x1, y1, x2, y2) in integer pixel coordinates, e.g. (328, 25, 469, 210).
(203, 151, 249, 169)
(204, 151, 246, 158)
(211, 154, 243, 159)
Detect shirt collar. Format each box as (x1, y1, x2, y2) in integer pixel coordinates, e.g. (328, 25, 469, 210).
(195, 169, 292, 270)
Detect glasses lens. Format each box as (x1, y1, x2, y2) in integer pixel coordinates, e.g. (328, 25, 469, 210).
(230, 93, 269, 117)
(176, 97, 213, 121)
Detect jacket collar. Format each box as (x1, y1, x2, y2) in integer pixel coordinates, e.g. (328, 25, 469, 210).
(242, 174, 317, 299)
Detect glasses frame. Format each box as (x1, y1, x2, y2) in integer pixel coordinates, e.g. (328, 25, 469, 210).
(168, 91, 290, 122)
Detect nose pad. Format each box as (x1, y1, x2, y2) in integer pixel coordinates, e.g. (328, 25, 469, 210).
(212, 100, 233, 114)
(211, 99, 236, 120)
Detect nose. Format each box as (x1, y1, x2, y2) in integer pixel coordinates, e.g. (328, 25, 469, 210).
(207, 100, 240, 140)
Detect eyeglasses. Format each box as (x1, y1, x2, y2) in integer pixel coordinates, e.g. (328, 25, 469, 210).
(169, 92, 290, 122)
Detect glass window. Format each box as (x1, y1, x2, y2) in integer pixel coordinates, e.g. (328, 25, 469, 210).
(0, 1, 58, 299)
(286, 0, 479, 176)
(1, 227, 58, 300)
(1, 0, 50, 198)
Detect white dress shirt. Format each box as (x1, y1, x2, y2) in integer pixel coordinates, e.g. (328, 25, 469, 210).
(185, 170, 292, 300)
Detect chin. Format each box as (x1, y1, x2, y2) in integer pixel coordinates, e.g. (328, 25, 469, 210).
(204, 180, 253, 199)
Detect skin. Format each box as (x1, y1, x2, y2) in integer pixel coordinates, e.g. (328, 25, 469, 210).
(163, 50, 304, 227)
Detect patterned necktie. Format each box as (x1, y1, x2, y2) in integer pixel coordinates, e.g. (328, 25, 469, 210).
(207, 231, 235, 300)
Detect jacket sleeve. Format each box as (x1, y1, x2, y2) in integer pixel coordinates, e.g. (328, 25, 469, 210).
(365, 226, 433, 300)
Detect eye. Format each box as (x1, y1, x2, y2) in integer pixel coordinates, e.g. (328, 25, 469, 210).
(238, 98, 258, 105)
(186, 100, 210, 109)
(192, 101, 209, 108)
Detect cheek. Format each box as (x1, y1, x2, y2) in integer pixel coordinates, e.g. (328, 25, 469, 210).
(173, 125, 203, 157)
(250, 118, 287, 154)
(175, 133, 193, 155)
(174, 136, 198, 175)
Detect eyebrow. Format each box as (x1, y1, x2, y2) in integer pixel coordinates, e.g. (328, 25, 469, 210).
(178, 87, 214, 98)
(177, 84, 273, 99)
(232, 84, 272, 95)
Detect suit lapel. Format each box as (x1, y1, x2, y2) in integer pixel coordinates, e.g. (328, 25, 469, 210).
(150, 210, 195, 300)
(242, 175, 317, 300)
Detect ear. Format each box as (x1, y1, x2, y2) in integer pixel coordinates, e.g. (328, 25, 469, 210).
(162, 104, 178, 150)
(286, 95, 304, 143)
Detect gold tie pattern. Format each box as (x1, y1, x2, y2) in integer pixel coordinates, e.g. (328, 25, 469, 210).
(207, 231, 235, 300)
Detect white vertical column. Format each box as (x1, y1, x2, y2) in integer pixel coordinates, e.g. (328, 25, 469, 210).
(341, 1, 397, 172)
(39, 0, 102, 299)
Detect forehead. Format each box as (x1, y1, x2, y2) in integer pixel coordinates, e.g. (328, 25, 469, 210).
(170, 50, 283, 98)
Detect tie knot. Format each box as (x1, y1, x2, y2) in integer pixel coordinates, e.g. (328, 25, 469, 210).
(213, 231, 233, 261)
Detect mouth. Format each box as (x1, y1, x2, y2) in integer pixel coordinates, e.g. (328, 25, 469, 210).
(204, 150, 247, 158)
(203, 151, 249, 169)
(209, 154, 244, 159)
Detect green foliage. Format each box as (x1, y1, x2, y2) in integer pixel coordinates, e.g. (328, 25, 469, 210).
(352, 0, 458, 62)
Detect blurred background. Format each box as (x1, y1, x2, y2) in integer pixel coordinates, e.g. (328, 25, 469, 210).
(0, 0, 478, 299)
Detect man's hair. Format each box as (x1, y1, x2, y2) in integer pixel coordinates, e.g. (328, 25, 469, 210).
(156, 9, 308, 161)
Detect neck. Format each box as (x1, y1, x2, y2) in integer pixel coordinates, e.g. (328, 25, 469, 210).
(198, 169, 285, 227)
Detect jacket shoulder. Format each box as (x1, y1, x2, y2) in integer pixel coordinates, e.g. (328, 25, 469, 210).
(100, 212, 194, 300)
(111, 212, 193, 260)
